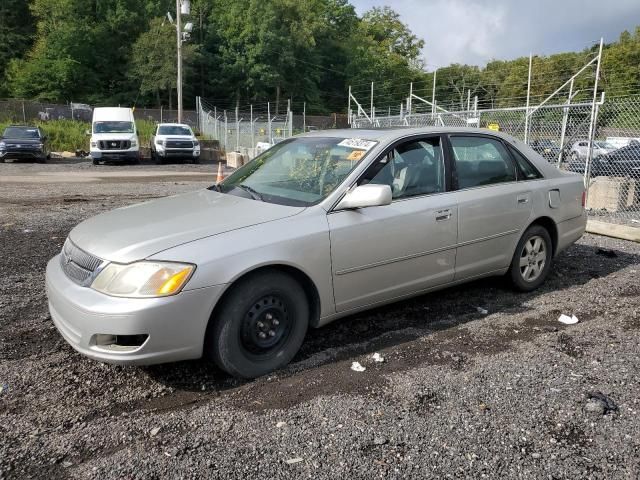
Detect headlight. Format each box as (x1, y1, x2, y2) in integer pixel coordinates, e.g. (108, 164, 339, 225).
(91, 261, 195, 298)
(0, 141, 6, 150)
(91, 141, 97, 148)
(37, 143, 44, 149)
(130, 140, 138, 147)
(155, 139, 164, 146)
(193, 140, 200, 146)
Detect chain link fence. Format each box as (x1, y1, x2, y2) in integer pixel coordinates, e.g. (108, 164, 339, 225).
(351, 96, 640, 228)
(197, 99, 293, 159)
(196, 98, 347, 160)
(0, 99, 198, 126)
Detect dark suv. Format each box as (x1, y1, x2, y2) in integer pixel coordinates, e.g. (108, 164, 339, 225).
(0, 126, 50, 163)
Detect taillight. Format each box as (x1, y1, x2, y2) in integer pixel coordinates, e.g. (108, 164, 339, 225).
(581, 191, 586, 208)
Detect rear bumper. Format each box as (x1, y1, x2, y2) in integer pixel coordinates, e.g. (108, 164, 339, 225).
(45, 255, 225, 365)
(556, 212, 587, 256)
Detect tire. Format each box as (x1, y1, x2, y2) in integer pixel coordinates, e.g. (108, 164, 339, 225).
(205, 270, 309, 379)
(508, 225, 553, 292)
(192, 157, 200, 164)
(92, 158, 99, 165)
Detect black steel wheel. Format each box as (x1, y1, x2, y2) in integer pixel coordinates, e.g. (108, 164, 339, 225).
(205, 270, 309, 378)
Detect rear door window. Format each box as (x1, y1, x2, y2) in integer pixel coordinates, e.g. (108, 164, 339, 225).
(450, 136, 516, 189)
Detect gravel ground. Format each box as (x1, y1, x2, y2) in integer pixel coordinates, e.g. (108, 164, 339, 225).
(1, 161, 640, 479)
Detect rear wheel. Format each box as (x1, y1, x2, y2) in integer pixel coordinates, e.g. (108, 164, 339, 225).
(205, 270, 309, 379)
(508, 225, 553, 292)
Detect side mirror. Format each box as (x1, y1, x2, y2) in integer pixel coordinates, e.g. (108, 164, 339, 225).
(85, 130, 91, 136)
(335, 184, 392, 211)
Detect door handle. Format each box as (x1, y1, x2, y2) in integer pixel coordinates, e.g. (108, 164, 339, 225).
(517, 195, 529, 204)
(435, 209, 452, 221)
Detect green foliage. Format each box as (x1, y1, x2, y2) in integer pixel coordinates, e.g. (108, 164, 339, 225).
(136, 119, 157, 147)
(1, 0, 639, 115)
(0, 119, 157, 152)
(0, 120, 88, 152)
(0, 0, 35, 97)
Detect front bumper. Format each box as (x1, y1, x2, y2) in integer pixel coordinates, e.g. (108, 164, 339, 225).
(45, 254, 225, 365)
(91, 150, 140, 162)
(157, 148, 200, 158)
(0, 149, 46, 160)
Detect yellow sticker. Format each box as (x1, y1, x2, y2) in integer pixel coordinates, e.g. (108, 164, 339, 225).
(347, 150, 365, 161)
(487, 122, 500, 131)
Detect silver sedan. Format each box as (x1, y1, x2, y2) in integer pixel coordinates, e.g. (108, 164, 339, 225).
(46, 128, 587, 378)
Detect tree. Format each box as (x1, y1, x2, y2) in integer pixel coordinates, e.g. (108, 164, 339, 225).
(0, 0, 35, 96)
(129, 17, 197, 108)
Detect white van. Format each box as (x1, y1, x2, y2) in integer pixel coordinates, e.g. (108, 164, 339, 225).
(90, 107, 140, 165)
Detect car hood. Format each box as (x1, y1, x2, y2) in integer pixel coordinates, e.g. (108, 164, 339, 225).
(69, 190, 305, 263)
(158, 135, 194, 140)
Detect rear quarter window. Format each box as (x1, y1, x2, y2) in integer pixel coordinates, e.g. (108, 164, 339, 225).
(508, 146, 543, 180)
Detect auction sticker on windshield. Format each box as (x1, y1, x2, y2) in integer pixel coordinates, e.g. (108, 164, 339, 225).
(338, 138, 377, 151)
(347, 150, 366, 161)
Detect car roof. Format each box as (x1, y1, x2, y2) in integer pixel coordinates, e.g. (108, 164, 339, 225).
(4, 125, 38, 129)
(299, 126, 523, 143)
(157, 123, 191, 127)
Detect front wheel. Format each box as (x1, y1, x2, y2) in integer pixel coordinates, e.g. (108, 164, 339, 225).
(205, 270, 309, 379)
(508, 225, 553, 292)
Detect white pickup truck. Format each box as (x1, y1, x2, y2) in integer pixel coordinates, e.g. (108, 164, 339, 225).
(150, 123, 200, 164)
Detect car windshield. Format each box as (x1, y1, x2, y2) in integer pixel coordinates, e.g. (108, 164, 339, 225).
(94, 121, 135, 134)
(596, 141, 614, 149)
(158, 125, 192, 136)
(3, 127, 40, 139)
(216, 136, 378, 206)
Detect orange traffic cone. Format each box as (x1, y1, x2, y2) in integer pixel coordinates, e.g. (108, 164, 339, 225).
(216, 162, 225, 184)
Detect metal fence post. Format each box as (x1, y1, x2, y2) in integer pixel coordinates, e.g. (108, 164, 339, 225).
(431, 69, 437, 118)
(584, 38, 604, 188)
(370, 82, 374, 121)
(524, 53, 533, 143)
(267, 102, 271, 143)
(235, 106, 239, 152)
(224, 110, 228, 152)
(250, 104, 254, 154)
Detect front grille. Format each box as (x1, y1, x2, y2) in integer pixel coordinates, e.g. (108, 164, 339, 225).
(98, 140, 131, 150)
(60, 238, 104, 285)
(166, 140, 194, 149)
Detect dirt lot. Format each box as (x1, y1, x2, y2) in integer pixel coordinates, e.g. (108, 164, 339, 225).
(1, 161, 640, 479)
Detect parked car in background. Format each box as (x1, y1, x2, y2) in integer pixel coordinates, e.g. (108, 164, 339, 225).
(150, 123, 200, 164)
(0, 125, 50, 163)
(46, 127, 586, 379)
(568, 140, 616, 161)
(90, 107, 140, 165)
(530, 139, 562, 161)
(567, 142, 640, 178)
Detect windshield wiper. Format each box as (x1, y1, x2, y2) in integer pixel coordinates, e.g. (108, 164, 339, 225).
(236, 184, 264, 201)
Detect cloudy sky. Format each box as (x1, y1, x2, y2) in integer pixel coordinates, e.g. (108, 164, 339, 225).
(350, 0, 640, 69)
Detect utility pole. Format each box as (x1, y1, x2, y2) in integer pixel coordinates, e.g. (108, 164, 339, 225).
(176, 0, 183, 123)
